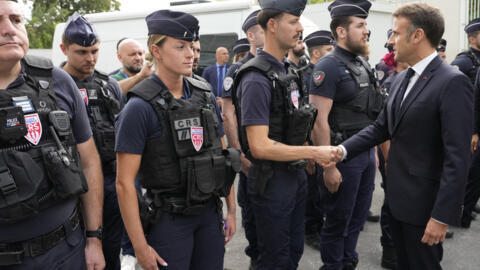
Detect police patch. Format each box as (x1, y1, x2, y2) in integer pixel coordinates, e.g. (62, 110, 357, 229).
(24, 113, 42, 145)
(79, 88, 88, 105)
(191, 126, 203, 152)
(376, 70, 385, 81)
(223, 77, 234, 91)
(313, 71, 326, 86)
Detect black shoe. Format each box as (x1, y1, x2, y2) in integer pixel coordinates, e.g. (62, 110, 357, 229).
(305, 232, 321, 251)
(474, 204, 480, 214)
(343, 258, 359, 270)
(367, 210, 380, 222)
(445, 230, 454, 239)
(381, 246, 397, 270)
(461, 213, 472, 228)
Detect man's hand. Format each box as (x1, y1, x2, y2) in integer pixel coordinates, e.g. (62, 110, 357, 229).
(85, 238, 106, 270)
(312, 146, 339, 167)
(224, 211, 236, 245)
(306, 159, 316, 175)
(139, 61, 154, 79)
(323, 166, 342, 193)
(471, 133, 478, 153)
(135, 244, 167, 270)
(240, 153, 251, 176)
(421, 218, 448, 246)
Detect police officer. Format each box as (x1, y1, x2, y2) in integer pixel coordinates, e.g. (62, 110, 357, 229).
(232, 38, 250, 63)
(437, 38, 447, 61)
(59, 13, 124, 270)
(233, 0, 336, 268)
(309, 1, 382, 269)
(451, 18, 480, 84)
(376, 29, 396, 87)
(115, 10, 238, 270)
(301, 30, 335, 251)
(0, 1, 105, 269)
(221, 9, 264, 269)
(286, 36, 306, 69)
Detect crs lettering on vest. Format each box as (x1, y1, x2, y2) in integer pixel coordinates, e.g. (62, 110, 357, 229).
(288, 81, 300, 109)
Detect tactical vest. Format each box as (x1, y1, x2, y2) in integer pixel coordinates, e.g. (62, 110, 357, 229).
(231, 56, 318, 164)
(456, 50, 480, 84)
(327, 49, 386, 145)
(128, 76, 239, 213)
(0, 56, 88, 224)
(75, 71, 120, 173)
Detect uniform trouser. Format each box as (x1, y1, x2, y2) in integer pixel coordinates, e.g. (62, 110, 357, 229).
(237, 172, 259, 262)
(463, 150, 480, 219)
(377, 148, 394, 248)
(319, 149, 376, 270)
(248, 166, 307, 270)
(147, 200, 225, 270)
(103, 173, 123, 270)
(305, 165, 324, 235)
(3, 215, 86, 270)
(389, 214, 443, 270)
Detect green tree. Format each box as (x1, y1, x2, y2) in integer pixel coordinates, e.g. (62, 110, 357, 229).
(308, 0, 334, 4)
(25, 0, 121, 49)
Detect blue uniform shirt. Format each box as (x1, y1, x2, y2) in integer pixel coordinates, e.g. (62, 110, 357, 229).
(0, 64, 92, 242)
(238, 50, 286, 127)
(451, 47, 480, 76)
(222, 52, 255, 99)
(310, 46, 359, 102)
(115, 74, 224, 155)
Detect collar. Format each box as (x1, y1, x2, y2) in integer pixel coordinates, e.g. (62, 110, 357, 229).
(471, 47, 480, 57)
(335, 45, 358, 60)
(150, 73, 190, 99)
(216, 63, 226, 68)
(257, 50, 286, 72)
(6, 61, 27, 89)
(410, 51, 438, 77)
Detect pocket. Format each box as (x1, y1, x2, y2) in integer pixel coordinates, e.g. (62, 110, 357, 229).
(42, 146, 88, 199)
(187, 155, 215, 204)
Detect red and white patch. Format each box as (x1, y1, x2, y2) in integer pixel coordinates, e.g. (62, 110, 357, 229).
(291, 90, 300, 109)
(191, 126, 204, 152)
(24, 113, 42, 145)
(79, 88, 88, 105)
(313, 71, 326, 86)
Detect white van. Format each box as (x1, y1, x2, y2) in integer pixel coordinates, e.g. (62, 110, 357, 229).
(51, 0, 319, 74)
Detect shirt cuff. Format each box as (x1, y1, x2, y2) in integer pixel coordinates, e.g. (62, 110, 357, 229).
(339, 145, 347, 161)
(432, 218, 447, 226)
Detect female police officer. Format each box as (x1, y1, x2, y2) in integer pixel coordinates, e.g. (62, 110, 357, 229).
(115, 10, 237, 270)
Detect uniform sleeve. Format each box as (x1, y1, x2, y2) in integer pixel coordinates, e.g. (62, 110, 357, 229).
(51, 67, 92, 144)
(240, 72, 271, 126)
(309, 56, 341, 99)
(209, 93, 225, 137)
(221, 64, 239, 98)
(108, 77, 126, 108)
(451, 55, 474, 76)
(115, 97, 160, 155)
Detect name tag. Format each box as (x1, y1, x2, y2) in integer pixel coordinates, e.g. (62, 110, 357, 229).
(173, 117, 201, 130)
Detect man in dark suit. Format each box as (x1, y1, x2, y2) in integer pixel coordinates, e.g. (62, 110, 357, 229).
(334, 3, 473, 269)
(202, 46, 230, 105)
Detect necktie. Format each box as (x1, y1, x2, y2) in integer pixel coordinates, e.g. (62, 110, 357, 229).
(394, 68, 415, 121)
(217, 65, 225, 97)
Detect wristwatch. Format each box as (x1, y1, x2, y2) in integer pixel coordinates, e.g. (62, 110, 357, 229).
(86, 226, 103, 240)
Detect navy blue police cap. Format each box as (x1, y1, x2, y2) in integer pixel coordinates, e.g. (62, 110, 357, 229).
(242, 10, 261, 33)
(64, 12, 98, 47)
(328, 0, 371, 19)
(146, 10, 199, 42)
(437, 38, 447, 52)
(465, 18, 480, 34)
(304, 30, 334, 48)
(258, 0, 307, 17)
(232, 38, 250, 55)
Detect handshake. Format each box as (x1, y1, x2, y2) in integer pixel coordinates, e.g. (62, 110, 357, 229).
(312, 145, 344, 167)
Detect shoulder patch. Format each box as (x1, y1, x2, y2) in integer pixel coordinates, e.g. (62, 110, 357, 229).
(223, 76, 233, 91)
(376, 70, 385, 81)
(312, 71, 326, 87)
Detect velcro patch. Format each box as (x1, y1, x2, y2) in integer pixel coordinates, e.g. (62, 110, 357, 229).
(223, 76, 233, 91)
(312, 71, 326, 86)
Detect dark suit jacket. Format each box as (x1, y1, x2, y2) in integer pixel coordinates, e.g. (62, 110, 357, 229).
(342, 55, 473, 226)
(202, 64, 230, 97)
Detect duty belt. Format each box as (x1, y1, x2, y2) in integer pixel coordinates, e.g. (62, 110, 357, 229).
(150, 192, 211, 216)
(271, 160, 307, 171)
(0, 208, 80, 265)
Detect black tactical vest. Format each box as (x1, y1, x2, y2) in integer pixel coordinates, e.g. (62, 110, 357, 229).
(74, 71, 120, 173)
(456, 50, 480, 84)
(0, 56, 87, 224)
(327, 49, 386, 145)
(231, 56, 318, 163)
(128, 76, 239, 210)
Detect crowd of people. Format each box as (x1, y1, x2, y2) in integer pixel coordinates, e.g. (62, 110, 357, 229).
(0, 0, 479, 269)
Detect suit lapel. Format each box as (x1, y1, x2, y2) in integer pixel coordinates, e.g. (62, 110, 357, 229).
(392, 56, 442, 134)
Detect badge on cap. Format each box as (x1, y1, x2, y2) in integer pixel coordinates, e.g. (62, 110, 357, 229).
(24, 113, 42, 145)
(223, 77, 234, 92)
(313, 71, 326, 86)
(79, 89, 88, 105)
(191, 126, 203, 152)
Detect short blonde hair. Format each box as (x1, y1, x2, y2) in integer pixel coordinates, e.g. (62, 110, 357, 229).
(147, 34, 167, 67)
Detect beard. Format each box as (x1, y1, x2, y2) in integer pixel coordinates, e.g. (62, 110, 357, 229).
(345, 35, 367, 56)
(293, 48, 305, 58)
(125, 63, 142, 74)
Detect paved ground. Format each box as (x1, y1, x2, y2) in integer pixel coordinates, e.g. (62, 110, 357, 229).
(223, 172, 480, 270)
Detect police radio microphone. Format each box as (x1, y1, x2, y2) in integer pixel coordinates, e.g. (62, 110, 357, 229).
(48, 111, 71, 166)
